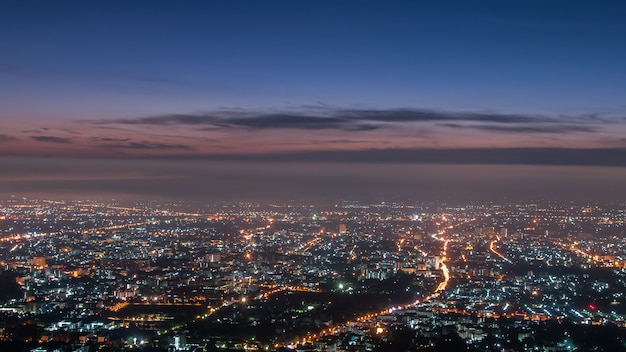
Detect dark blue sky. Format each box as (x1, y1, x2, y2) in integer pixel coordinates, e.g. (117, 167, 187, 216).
(2, 0, 625, 119)
(1, 1, 625, 201)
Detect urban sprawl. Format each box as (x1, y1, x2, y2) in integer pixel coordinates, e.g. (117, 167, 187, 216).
(1, 198, 626, 351)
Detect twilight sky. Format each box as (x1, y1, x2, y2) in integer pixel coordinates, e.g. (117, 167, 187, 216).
(1, 1, 625, 201)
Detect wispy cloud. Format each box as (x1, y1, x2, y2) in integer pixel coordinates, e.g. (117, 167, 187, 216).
(85, 107, 606, 133)
(335, 108, 552, 124)
(30, 136, 73, 144)
(439, 123, 596, 133)
(91, 113, 379, 132)
(0, 134, 19, 142)
(98, 140, 194, 151)
(90, 137, 131, 143)
(308, 139, 389, 145)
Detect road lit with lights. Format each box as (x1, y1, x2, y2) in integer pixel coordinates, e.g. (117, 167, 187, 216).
(489, 236, 513, 263)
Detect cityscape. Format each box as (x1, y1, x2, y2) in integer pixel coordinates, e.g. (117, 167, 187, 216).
(2, 1, 626, 351)
(1, 198, 626, 351)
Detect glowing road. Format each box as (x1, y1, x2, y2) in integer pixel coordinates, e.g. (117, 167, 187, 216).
(435, 238, 450, 292)
(489, 236, 513, 264)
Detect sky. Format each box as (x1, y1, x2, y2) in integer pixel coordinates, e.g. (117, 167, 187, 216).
(1, 0, 625, 202)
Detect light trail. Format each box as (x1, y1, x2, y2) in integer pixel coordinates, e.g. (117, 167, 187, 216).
(489, 239, 512, 264)
(81, 220, 156, 235)
(429, 233, 451, 292)
(286, 237, 322, 255)
(435, 239, 450, 292)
